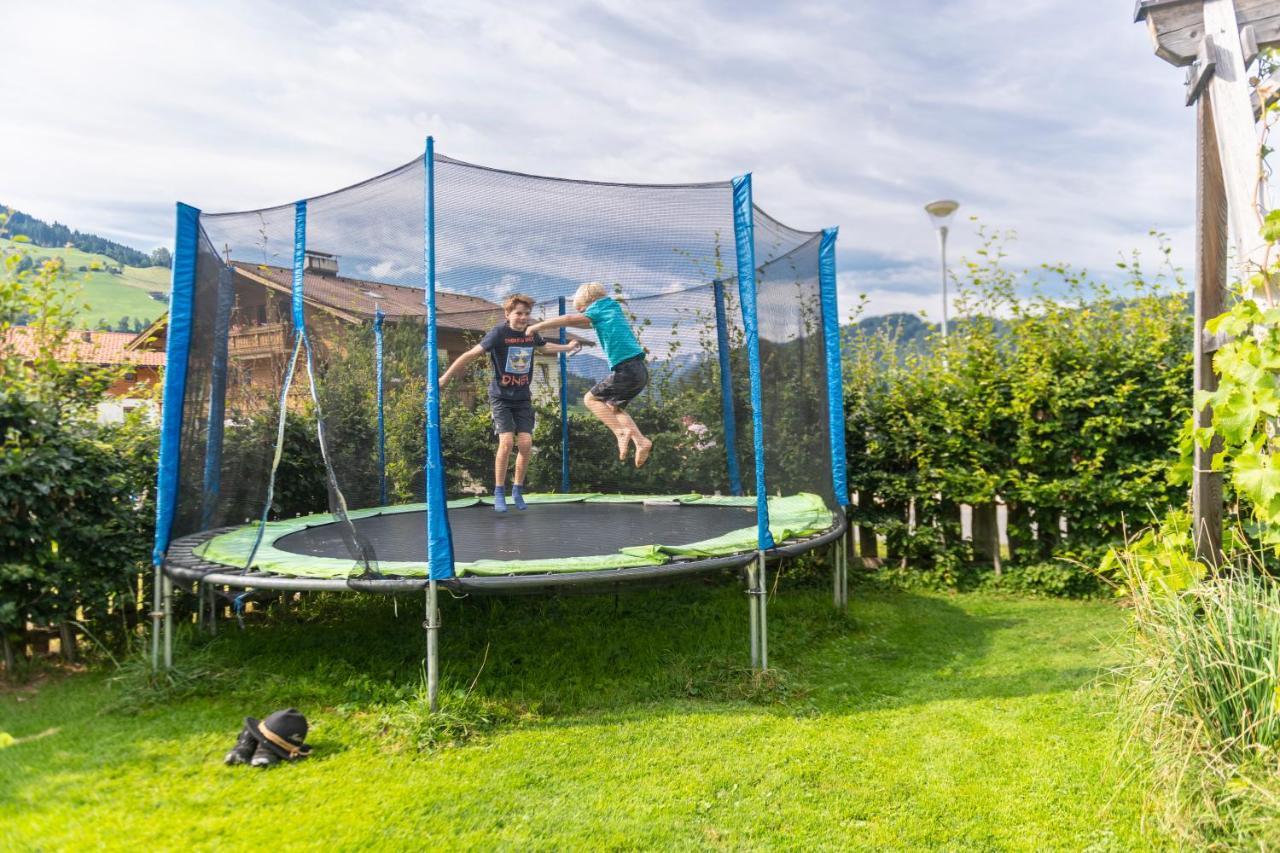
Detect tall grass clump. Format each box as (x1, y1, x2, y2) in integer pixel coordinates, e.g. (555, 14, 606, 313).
(1109, 522, 1280, 845)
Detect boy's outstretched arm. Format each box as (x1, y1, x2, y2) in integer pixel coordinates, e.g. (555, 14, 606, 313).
(540, 340, 583, 354)
(528, 314, 591, 335)
(439, 344, 484, 388)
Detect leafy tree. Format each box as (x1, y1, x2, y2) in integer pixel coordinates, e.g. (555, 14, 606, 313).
(1, 214, 151, 671)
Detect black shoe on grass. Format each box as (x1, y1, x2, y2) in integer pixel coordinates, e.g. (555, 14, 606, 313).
(223, 726, 258, 766)
(250, 742, 281, 768)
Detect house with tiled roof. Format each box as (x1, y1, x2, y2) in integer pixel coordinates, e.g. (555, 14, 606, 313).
(132, 251, 581, 408)
(3, 326, 165, 421)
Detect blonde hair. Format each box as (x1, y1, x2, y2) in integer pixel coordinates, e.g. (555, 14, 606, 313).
(573, 281, 608, 312)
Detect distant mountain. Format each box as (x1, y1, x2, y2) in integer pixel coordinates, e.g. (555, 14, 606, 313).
(567, 350, 705, 385)
(2, 206, 169, 269)
(1, 228, 172, 330)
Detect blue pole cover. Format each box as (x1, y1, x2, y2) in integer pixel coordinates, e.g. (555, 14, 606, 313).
(375, 306, 387, 506)
(559, 295, 570, 493)
(423, 136, 455, 578)
(712, 280, 743, 496)
(152, 202, 200, 564)
(291, 201, 306, 329)
(731, 174, 774, 549)
(818, 228, 849, 505)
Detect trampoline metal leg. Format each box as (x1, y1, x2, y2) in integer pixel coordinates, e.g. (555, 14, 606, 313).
(758, 551, 768, 671)
(162, 573, 173, 670)
(841, 534, 849, 610)
(747, 561, 760, 670)
(208, 584, 218, 636)
(150, 564, 162, 670)
(426, 581, 440, 712)
(831, 543, 840, 608)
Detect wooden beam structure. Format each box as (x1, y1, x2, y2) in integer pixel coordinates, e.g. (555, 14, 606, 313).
(1194, 90, 1227, 565)
(1138, 0, 1275, 565)
(1201, 0, 1271, 275)
(1136, 0, 1280, 66)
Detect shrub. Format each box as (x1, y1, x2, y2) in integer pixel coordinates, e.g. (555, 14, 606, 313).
(847, 225, 1192, 589)
(1, 215, 153, 670)
(1110, 519, 1280, 845)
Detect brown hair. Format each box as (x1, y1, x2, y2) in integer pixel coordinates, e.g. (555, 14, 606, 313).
(503, 294, 536, 313)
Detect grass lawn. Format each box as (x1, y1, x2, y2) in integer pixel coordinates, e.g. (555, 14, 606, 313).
(2, 237, 170, 328)
(0, 578, 1156, 849)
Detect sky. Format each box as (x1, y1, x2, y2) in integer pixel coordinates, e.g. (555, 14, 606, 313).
(3, 0, 1200, 320)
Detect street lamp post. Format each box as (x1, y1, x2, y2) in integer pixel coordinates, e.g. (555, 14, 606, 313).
(924, 199, 960, 339)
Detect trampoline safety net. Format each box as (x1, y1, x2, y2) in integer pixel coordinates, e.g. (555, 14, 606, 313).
(156, 142, 847, 589)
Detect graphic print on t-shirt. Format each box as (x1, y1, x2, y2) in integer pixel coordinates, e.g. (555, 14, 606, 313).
(480, 322, 545, 401)
(504, 346, 533, 375)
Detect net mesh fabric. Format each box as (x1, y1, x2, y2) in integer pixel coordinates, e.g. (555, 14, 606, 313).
(168, 152, 834, 584)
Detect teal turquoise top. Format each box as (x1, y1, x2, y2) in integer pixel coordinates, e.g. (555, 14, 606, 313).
(583, 296, 645, 368)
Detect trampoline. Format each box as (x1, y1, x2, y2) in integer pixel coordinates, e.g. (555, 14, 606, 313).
(150, 138, 851, 701)
(163, 493, 841, 593)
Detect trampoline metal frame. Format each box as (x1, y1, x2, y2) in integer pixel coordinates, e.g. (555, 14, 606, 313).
(161, 510, 848, 701)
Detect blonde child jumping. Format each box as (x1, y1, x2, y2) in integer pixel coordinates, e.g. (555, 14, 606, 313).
(529, 282, 653, 467)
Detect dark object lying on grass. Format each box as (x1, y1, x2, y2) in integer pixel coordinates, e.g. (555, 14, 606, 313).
(223, 708, 313, 768)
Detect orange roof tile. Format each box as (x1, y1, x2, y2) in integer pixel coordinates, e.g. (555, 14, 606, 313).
(232, 262, 505, 333)
(4, 327, 166, 366)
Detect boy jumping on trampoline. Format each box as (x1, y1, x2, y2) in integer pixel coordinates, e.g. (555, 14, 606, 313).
(440, 294, 581, 512)
(529, 282, 653, 468)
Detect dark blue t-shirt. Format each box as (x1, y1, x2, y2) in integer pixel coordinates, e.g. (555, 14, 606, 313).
(479, 322, 545, 401)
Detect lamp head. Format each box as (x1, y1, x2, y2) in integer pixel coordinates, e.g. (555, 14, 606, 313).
(924, 199, 960, 230)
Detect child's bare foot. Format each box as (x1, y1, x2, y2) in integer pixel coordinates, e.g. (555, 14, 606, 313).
(634, 436, 653, 468)
(616, 429, 631, 461)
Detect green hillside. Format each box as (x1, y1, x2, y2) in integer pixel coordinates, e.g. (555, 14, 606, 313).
(2, 237, 170, 329)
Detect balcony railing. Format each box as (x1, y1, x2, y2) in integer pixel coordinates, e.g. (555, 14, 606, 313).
(228, 323, 288, 359)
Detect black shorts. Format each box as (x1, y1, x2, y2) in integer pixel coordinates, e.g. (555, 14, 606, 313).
(589, 356, 649, 408)
(490, 398, 535, 435)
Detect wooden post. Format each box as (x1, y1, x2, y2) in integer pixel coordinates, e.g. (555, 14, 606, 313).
(58, 622, 78, 664)
(1195, 90, 1228, 566)
(853, 490, 879, 562)
(1138, 0, 1279, 565)
(972, 501, 1002, 575)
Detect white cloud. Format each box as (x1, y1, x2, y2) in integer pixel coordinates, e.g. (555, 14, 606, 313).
(3, 1, 1204, 318)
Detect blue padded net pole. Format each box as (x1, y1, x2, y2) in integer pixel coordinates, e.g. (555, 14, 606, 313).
(152, 202, 200, 566)
(818, 228, 849, 506)
(200, 261, 234, 529)
(423, 136, 455, 579)
(559, 295, 570, 493)
(712, 279, 743, 496)
(374, 305, 387, 506)
(731, 174, 774, 550)
(242, 201, 308, 570)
